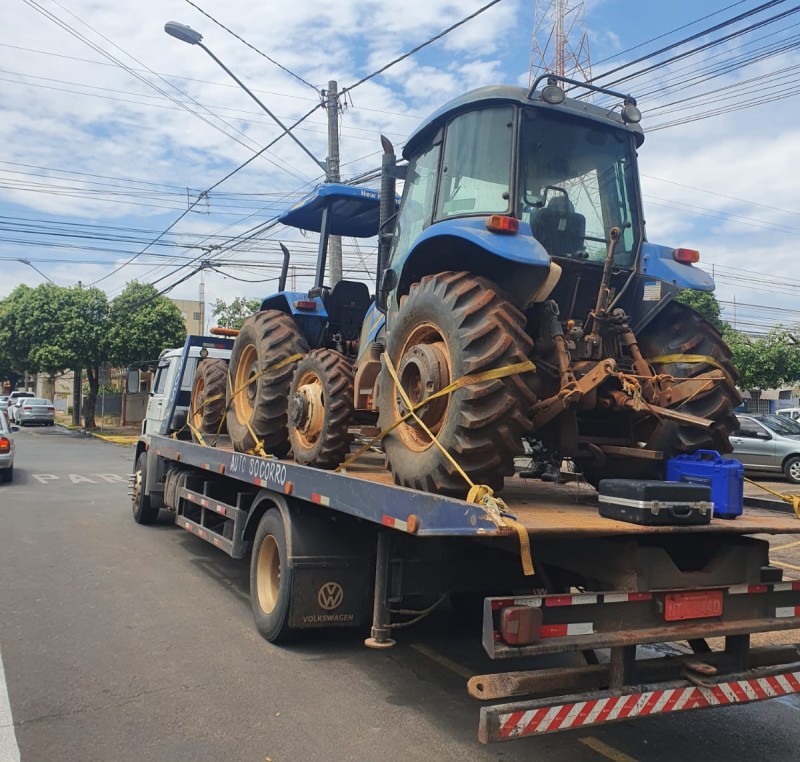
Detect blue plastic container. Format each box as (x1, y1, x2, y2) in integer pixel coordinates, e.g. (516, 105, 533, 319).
(666, 450, 744, 520)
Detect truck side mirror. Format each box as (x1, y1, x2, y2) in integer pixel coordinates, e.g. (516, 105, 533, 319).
(126, 368, 141, 395)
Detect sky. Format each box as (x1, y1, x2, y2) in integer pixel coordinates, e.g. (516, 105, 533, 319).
(1, 0, 799, 338)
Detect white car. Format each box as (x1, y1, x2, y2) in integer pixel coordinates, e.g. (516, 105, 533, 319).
(0, 411, 17, 483)
(776, 407, 800, 422)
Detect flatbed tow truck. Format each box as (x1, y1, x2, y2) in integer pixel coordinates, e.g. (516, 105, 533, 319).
(130, 336, 800, 743)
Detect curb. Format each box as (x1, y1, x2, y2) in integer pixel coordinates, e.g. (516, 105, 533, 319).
(743, 495, 796, 515)
(55, 423, 137, 446)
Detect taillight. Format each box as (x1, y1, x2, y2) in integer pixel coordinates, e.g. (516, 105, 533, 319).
(499, 605, 542, 645)
(486, 215, 519, 234)
(23, 406, 31, 411)
(673, 247, 700, 264)
(0, 437, 10, 454)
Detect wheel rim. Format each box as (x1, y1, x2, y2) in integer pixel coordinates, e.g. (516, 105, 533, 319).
(289, 370, 325, 449)
(233, 343, 259, 426)
(131, 465, 142, 515)
(191, 376, 206, 433)
(789, 461, 800, 481)
(394, 322, 452, 452)
(256, 535, 281, 614)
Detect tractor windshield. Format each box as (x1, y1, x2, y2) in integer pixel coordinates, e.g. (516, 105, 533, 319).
(519, 108, 640, 266)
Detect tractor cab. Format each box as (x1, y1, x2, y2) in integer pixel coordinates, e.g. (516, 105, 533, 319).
(377, 78, 647, 317)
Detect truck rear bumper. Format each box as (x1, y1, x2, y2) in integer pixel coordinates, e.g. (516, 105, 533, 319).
(479, 662, 800, 742)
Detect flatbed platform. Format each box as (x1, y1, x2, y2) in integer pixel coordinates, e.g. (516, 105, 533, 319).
(150, 435, 800, 540)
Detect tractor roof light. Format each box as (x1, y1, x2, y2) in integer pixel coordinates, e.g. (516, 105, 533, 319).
(486, 215, 520, 234)
(541, 78, 566, 105)
(621, 99, 642, 124)
(673, 248, 700, 264)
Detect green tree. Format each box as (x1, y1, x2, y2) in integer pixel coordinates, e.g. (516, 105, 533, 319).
(724, 328, 800, 393)
(674, 289, 725, 332)
(211, 297, 261, 329)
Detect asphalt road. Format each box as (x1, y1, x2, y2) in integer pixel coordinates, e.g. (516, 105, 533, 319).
(1, 427, 800, 762)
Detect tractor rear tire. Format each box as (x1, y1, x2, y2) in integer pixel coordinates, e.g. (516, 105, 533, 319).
(227, 311, 309, 456)
(637, 301, 741, 456)
(377, 271, 536, 496)
(189, 358, 228, 441)
(288, 349, 354, 469)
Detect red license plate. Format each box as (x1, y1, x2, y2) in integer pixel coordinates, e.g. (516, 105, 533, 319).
(664, 590, 723, 621)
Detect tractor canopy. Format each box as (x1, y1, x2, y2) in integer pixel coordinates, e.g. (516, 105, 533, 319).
(279, 183, 382, 238)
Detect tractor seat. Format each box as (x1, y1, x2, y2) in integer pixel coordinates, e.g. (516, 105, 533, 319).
(531, 196, 586, 259)
(325, 280, 372, 342)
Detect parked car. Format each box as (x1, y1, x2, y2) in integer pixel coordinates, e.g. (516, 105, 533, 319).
(12, 397, 55, 426)
(0, 411, 17, 482)
(729, 414, 800, 483)
(776, 407, 800, 422)
(0, 395, 9, 413)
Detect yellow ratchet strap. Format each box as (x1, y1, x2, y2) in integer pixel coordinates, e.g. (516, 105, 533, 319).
(381, 354, 536, 576)
(744, 477, 800, 520)
(649, 354, 734, 386)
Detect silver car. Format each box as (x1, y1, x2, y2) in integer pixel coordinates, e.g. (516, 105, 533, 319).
(729, 414, 800, 484)
(0, 395, 9, 412)
(13, 397, 55, 426)
(0, 411, 17, 482)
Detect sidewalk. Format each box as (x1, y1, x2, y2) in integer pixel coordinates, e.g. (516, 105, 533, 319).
(55, 413, 139, 446)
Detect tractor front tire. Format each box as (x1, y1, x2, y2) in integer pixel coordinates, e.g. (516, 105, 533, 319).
(288, 349, 354, 469)
(189, 358, 228, 441)
(227, 311, 309, 456)
(377, 271, 536, 496)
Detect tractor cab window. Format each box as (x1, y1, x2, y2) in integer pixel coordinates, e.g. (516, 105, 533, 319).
(520, 109, 639, 266)
(390, 141, 441, 265)
(436, 107, 513, 219)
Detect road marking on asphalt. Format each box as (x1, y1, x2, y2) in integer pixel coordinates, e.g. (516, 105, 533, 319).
(31, 474, 128, 485)
(771, 539, 800, 552)
(580, 736, 640, 762)
(771, 560, 800, 573)
(409, 644, 474, 679)
(0, 640, 20, 762)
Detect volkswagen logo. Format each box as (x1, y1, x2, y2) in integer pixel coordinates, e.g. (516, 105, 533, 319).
(318, 582, 344, 611)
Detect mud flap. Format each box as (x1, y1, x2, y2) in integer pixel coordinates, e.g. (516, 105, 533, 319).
(289, 559, 372, 629)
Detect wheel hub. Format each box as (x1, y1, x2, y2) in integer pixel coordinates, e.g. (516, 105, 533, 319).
(289, 378, 324, 443)
(397, 342, 450, 430)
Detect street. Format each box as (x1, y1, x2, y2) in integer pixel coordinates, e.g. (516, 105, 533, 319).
(1, 427, 800, 762)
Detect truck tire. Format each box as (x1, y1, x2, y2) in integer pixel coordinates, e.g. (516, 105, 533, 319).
(250, 508, 295, 642)
(377, 271, 536, 496)
(189, 358, 228, 441)
(227, 311, 309, 456)
(288, 349, 354, 469)
(637, 301, 740, 456)
(132, 452, 159, 524)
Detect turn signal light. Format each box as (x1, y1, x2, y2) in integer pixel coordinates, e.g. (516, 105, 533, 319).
(499, 605, 542, 645)
(673, 248, 700, 264)
(0, 437, 9, 454)
(293, 300, 317, 311)
(486, 215, 519, 234)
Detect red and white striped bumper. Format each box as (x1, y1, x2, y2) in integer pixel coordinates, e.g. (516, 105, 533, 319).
(479, 665, 800, 743)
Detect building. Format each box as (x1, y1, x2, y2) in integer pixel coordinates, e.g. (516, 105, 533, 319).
(171, 298, 204, 334)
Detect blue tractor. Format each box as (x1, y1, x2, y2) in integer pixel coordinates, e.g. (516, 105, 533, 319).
(218, 75, 739, 496)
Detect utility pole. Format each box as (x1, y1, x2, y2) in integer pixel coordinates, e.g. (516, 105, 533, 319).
(199, 269, 206, 334)
(325, 80, 342, 286)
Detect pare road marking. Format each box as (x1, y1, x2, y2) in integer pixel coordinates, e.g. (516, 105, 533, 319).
(31, 474, 128, 485)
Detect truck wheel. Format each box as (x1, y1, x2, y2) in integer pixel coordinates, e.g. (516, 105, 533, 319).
(227, 311, 309, 456)
(784, 456, 800, 484)
(189, 358, 228, 440)
(637, 301, 741, 456)
(377, 271, 536, 496)
(132, 452, 159, 524)
(250, 509, 295, 642)
(288, 349, 354, 469)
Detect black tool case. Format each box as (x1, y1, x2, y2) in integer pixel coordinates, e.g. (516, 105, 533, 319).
(597, 479, 713, 526)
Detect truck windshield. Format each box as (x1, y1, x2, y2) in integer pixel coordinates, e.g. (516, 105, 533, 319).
(519, 109, 639, 266)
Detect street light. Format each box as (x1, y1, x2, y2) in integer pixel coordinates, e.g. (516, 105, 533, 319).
(164, 21, 327, 173)
(18, 258, 55, 284)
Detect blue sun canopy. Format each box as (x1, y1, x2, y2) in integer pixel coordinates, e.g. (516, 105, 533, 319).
(278, 183, 382, 238)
